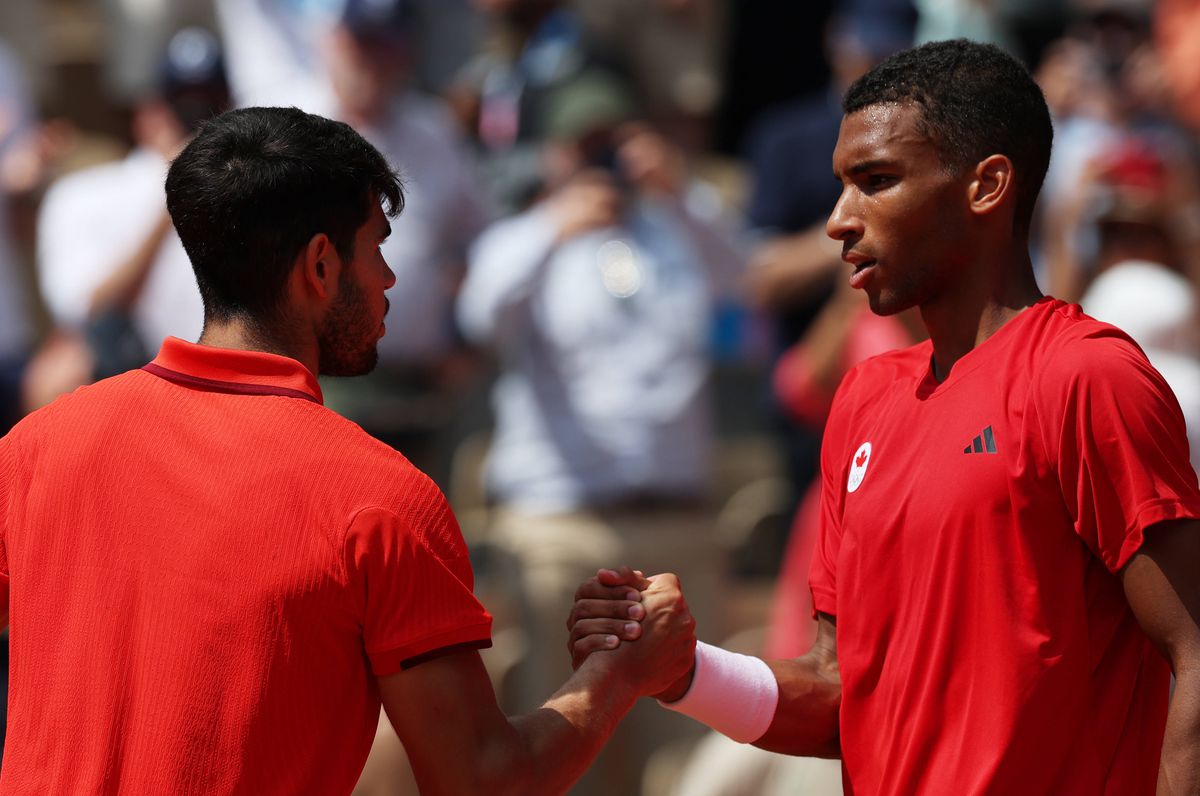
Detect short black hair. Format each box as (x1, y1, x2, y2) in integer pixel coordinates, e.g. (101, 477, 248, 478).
(843, 39, 1052, 231)
(166, 106, 403, 323)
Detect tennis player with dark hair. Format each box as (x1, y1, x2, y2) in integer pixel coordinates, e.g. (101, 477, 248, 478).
(572, 39, 1200, 793)
(0, 106, 696, 794)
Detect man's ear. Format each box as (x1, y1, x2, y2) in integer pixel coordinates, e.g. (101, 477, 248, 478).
(299, 233, 341, 301)
(967, 154, 1015, 218)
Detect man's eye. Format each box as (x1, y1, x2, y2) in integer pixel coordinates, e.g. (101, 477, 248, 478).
(867, 174, 896, 189)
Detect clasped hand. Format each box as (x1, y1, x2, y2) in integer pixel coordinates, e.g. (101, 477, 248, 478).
(566, 567, 697, 701)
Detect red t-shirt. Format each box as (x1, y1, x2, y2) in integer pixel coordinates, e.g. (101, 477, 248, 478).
(0, 338, 492, 794)
(810, 298, 1200, 795)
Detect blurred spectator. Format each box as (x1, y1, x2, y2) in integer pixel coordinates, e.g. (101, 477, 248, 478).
(1034, 3, 1194, 299)
(456, 69, 743, 794)
(213, 0, 336, 109)
(1156, 0, 1200, 135)
(27, 28, 228, 411)
(713, 0, 835, 156)
(214, 0, 482, 107)
(915, 0, 1016, 50)
(912, 0, 1069, 62)
(0, 41, 37, 429)
(571, 0, 726, 155)
(100, 0, 216, 102)
(1068, 139, 1200, 472)
(446, 0, 620, 211)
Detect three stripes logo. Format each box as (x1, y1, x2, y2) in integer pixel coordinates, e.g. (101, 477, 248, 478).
(964, 426, 998, 455)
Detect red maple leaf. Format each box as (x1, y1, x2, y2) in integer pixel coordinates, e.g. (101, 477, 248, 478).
(855, 450, 868, 468)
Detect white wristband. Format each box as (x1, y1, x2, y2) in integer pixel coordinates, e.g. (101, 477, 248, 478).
(657, 641, 779, 743)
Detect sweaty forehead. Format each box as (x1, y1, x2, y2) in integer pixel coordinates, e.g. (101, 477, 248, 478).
(832, 103, 937, 171)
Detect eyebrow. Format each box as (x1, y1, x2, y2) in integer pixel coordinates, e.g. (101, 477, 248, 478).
(845, 159, 897, 176)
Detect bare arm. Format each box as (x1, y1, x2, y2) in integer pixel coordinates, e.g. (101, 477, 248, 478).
(380, 650, 633, 796)
(86, 211, 174, 318)
(380, 574, 695, 795)
(754, 613, 841, 758)
(744, 223, 841, 311)
(1122, 518, 1200, 795)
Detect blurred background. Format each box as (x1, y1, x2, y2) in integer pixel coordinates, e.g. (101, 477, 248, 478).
(0, 0, 1197, 794)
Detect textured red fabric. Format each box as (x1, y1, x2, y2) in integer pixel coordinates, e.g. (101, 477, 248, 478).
(0, 338, 491, 795)
(809, 298, 1200, 795)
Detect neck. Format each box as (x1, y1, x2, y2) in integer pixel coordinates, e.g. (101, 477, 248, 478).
(197, 315, 319, 376)
(920, 245, 1043, 382)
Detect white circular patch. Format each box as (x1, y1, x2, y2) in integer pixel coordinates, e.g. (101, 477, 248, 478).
(847, 442, 872, 493)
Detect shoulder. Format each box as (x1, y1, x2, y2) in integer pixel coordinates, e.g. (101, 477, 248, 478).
(1022, 300, 1185, 438)
(1031, 299, 1159, 392)
(2, 368, 150, 452)
(306, 407, 444, 506)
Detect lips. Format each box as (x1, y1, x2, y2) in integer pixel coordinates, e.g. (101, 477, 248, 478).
(843, 251, 877, 289)
(848, 263, 876, 289)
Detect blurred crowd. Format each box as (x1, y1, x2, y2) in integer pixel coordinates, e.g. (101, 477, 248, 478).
(0, 0, 1198, 794)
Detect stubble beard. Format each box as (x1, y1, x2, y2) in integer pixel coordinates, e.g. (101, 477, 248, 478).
(317, 275, 380, 377)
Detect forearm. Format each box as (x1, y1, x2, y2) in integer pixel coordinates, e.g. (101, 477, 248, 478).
(1159, 668, 1200, 794)
(87, 213, 173, 318)
(752, 656, 841, 758)
(509, 655, 637, 794)
(745, 225, 841, 311)
(658, 192, 745, 289)
(469, 655, 637, 796)
(457, 214, 559, 347)
(792, 290, 862, 398)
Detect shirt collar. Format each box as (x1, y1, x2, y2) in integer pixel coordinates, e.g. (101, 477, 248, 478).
(143, 337, 324, 405)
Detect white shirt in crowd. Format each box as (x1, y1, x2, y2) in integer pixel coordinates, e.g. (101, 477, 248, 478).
(37, 148, 203, 348)
(0, 40, 35, 362)
(1080, 259, 1200, 475)
(457, 190, 743, 513)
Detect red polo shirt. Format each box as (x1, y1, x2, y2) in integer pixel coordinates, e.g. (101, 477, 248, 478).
(0, 338, 492, 794)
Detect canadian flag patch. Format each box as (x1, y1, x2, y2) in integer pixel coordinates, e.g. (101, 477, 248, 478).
(847, 442, 872, 493)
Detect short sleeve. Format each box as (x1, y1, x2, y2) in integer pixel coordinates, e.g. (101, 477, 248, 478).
(1034, 330, 1200, 572)
(344, 494, 492, 677)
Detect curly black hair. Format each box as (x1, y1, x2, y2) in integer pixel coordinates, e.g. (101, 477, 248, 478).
(844, 39, 1052, 232)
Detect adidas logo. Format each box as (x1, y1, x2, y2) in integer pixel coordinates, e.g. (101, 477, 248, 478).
(963, 426, 998, 455)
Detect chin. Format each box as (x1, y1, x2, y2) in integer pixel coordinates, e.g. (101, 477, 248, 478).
(319, 347, 379, 378)
(866, 293, 901, 317)
(867, 287, 922, 318)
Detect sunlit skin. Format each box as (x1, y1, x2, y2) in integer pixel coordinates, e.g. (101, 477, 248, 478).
(828, 102, 1041, 381)
(827, 103, 976, 317)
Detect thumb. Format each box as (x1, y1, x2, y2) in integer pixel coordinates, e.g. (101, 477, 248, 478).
(596, 566, 650, 590)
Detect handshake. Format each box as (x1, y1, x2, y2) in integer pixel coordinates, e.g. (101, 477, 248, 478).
(565, 567, 697, 702)
(564, 567, 783, 748)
